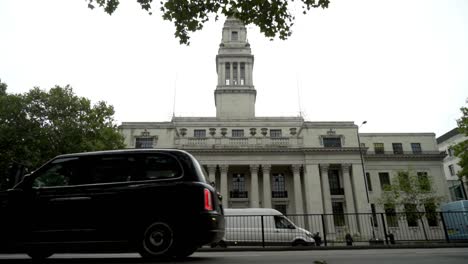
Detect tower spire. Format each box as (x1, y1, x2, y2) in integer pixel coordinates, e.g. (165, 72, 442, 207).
(214, 18, 256, 119)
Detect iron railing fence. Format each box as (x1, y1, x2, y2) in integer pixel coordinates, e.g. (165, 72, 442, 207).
(214, 212, 468, 247)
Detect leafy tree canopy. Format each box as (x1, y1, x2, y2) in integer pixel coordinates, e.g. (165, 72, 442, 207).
(0, 84, 125, 190)
(454, 106, 468, 179)
(378, 170, 444, 211)
(86, 0, 330, 44)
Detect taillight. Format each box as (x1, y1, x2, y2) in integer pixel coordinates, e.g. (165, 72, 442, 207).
(204, 188, 213, 211)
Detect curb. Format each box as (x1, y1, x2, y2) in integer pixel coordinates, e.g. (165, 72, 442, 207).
(198, 243, 468, 252)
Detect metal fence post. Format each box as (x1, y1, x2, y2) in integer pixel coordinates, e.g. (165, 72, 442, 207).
(261, 215, 265, 248)
(321, 214, 327, 246)
(440, 212, 450, 243)
(380, 213, 389, 245)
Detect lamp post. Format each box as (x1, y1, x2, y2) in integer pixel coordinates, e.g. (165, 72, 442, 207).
(357, 121, 370, 203)
(357, 121, 376, 240)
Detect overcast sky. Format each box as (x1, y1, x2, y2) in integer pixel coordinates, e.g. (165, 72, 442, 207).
(1, 0, 467, 137)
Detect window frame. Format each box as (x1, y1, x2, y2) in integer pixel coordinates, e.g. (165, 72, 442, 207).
(411, 143, 422, 154)
(392, 143, 403, 154)
(323, 137, 342, 148)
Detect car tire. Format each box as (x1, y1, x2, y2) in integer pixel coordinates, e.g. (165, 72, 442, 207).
(138, 222, 174, 259)
(292, 239, 307, 247)
(27, 250, 53, 260)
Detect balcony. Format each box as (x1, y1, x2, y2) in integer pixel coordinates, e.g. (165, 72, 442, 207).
(366, 151, 442, 155)
(272, 191, 288, 198)
(365, 151, 446, 161)
(230, 191, 248, 198)
(175, 136, 303, 148)
(330, 188, 344, 195)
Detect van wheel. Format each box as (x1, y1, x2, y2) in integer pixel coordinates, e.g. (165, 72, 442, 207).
(217, 240, 227, 248)
(139, 222, 174, 259)
(292, 239, 307, 247)
(27, 251, 53, 260)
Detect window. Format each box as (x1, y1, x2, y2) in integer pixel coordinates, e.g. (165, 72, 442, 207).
(371, 204, 378, 227)
(232, 129, 244, 138)
(270, 129, 282, 138)
(366, 172, 373, 191)
(379, 172, 390, 189)
(447, 147, 454, 157)
(392, 143, 403, 154)
(137, 154, 182, 180)
(417, 172, 430, 191)
(194, 129, 206, 138)
(448, 165, 455, 176)
(329, 169, 343, 195)
(374, 143, 384, 154)
(323, 137, 342, 148)
(404, 204, 419, 227)
(385, 204, 398, 227)
(240, 62, 245, 85)
(411, 143, 422, 154)
(425, 203, 439, 227)
(231, 173, 247, 198)
(225, 63, 230, 85)
(231, 31, 238, 41)
(88, 156, 134, 184)
(272, 173, 287, 198)
(33, 158, 80, 187)
(332, 201, 345, 226)
(135, 137, 154, 148)
(274, 215, 294, 229)
(232, 62, 238, 85)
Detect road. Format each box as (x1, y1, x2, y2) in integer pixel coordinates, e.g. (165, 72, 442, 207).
(1, 248, 467, 264)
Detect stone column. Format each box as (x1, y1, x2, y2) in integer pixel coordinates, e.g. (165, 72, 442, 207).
(250, 164, 260, 208)
(262, 165, 272, 208)
(207, 165, 217, 184)
(320, 164, 332, 214)
(320, 164, 335, 236)
(303, 164, 324, 234)
(342, 164, 358, 233)
(351, 163, 372, 239)
(292, 164, 304, 214)
(220, 165, 229, 208)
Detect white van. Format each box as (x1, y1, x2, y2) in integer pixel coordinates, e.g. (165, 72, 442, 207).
(217, 208, 314, 247)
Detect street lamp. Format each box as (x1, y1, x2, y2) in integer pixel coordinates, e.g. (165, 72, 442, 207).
(357, 121, 370, 203)
(356, 121, 377, 240)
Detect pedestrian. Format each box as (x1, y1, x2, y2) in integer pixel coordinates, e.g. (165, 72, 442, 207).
(313, 232, 322, 246)
(345, 233, 353, 246)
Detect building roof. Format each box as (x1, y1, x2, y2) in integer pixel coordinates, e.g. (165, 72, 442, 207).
(437, 128, 460, 144)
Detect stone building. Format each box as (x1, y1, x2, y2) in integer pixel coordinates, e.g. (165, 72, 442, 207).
(437, 128, 467, 201)
(119, 18, 449, 228)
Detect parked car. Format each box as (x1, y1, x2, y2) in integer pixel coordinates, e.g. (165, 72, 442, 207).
(213, 208, 314, 247)
(0, 149, 225, 260)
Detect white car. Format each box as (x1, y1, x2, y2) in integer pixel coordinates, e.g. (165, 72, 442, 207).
(216, 208, 314, 247)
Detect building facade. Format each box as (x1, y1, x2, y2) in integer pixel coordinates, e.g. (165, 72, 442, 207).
(119, 18, 449, 220)
(437, 128, 467, 201)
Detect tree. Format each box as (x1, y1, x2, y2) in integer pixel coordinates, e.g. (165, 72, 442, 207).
(453, 105, 468, 183)
(86, 0, 330, 44)
(0, 84, 125, 190)
(378, 170, 445, 239)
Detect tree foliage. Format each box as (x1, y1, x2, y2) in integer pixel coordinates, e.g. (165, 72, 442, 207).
(378, 170, 444, 210)
(0, 84, 125, 190)
(377, 170, 444, 236)
(86, 0, 330, 44)
(454, 106, 468, 180)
